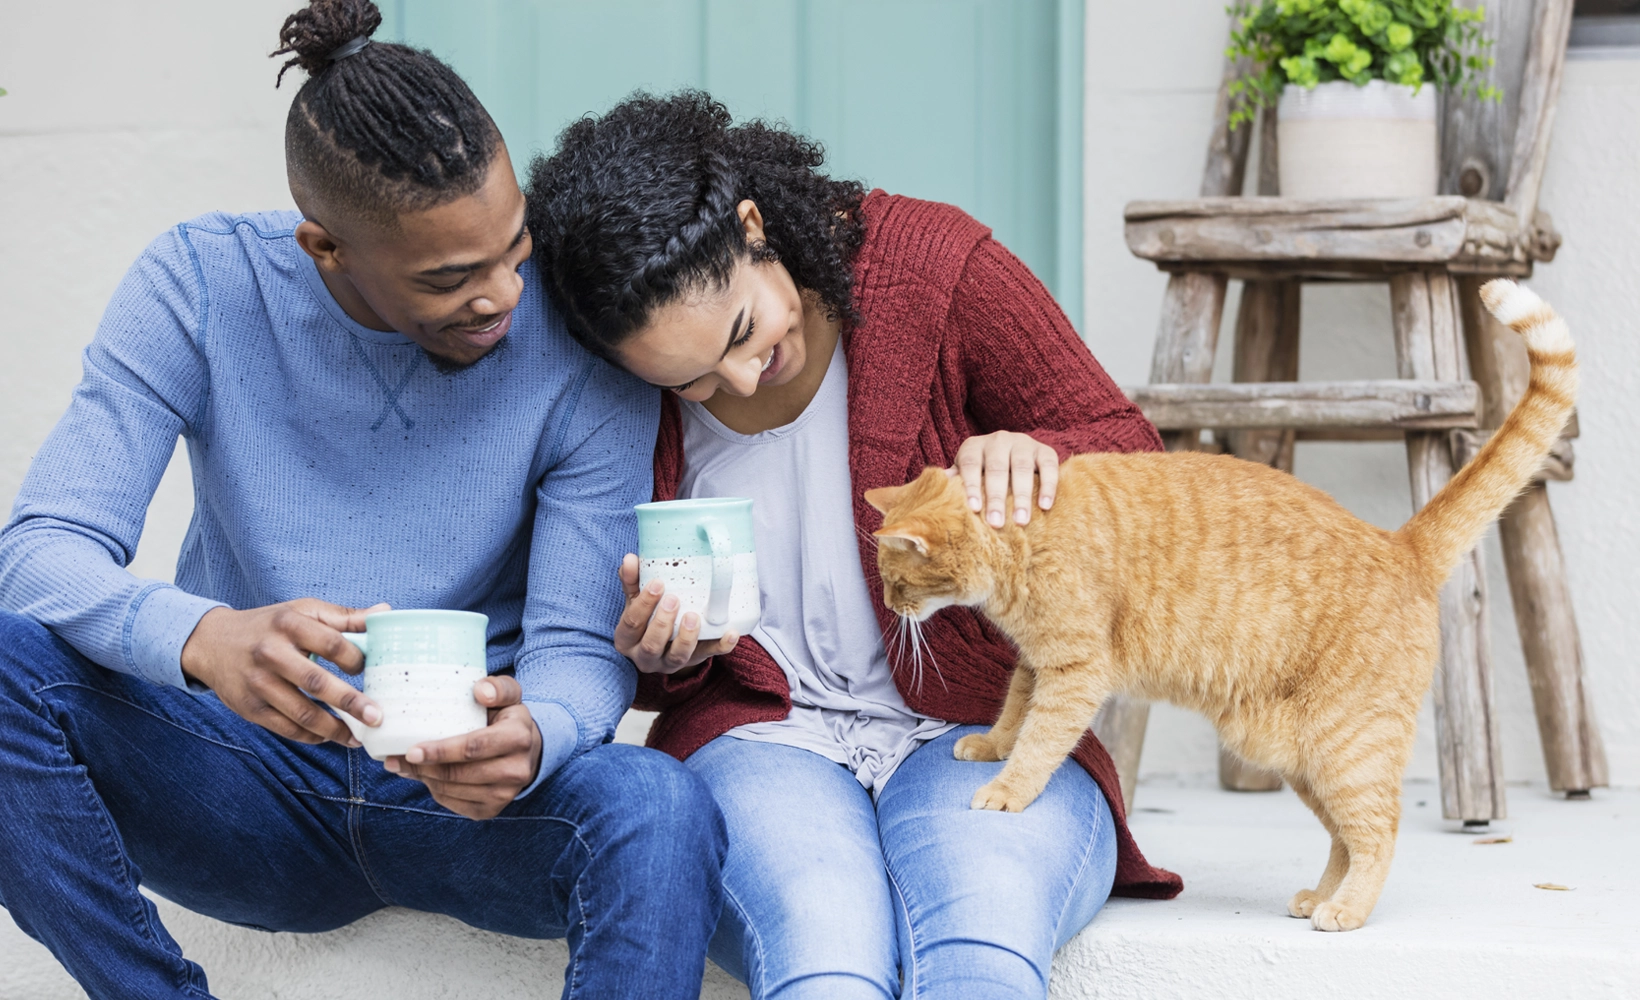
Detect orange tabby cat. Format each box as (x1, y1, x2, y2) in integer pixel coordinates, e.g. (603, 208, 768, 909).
(863, 279, 1576, 932)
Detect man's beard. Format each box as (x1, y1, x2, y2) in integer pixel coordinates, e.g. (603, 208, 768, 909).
(424, 329, 508, 375)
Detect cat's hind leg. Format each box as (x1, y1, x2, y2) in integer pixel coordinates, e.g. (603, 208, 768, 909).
(972, 659, 1110, 813)
(1307, 771, 1402, 931)
(955, 661, 1035, 763)
(1286, 775, 1349, 919)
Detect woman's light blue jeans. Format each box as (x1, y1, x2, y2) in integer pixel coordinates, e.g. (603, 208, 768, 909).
(688, 725, 1117, 999)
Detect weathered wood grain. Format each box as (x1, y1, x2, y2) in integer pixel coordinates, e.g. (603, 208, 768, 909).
(1127, 379, 1481, 432)
(1201, 20, 1253, 200)
(1506, 0, 1575, 229)
(1092, 695, 1151, 816)
(1392, 272, 1507, 822)
(1125, 196, 1538, 271)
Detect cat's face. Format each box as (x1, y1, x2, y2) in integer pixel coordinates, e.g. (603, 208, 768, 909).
(865, 468, 993, 621)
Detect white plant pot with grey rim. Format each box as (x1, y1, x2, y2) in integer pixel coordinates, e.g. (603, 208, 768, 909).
(1276, 79, 1438, 199)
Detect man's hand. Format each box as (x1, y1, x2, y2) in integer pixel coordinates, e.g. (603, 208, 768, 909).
(614, 553, 739, 675)
(181, 599, 388, 746)
(385, 676, 542, 820)
(950, 431, 1059, 528)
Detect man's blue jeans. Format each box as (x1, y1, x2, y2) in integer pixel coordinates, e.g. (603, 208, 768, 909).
(690, 726, 1118, 999)
(0, 611, 726, 1000)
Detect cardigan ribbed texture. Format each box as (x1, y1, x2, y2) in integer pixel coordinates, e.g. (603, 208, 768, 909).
(638, 192, 1182, 899)
(0, 212, 659, 781)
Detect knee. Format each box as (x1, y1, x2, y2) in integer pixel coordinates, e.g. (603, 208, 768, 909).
(566, 744, 727, 867)
(0, 610, 88, 697)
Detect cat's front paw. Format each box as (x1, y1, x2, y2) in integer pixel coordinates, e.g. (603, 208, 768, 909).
(1288, 889, 1323, 919)
(954, 733, 1005, 762)
(971, 778, 1039, 813)
(1310, 899, 1367, 932)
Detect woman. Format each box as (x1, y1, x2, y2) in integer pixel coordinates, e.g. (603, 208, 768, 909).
(527, 92, 1179, 999)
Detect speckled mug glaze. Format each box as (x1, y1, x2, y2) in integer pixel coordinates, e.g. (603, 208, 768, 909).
(329, 610, 490, 760)
(635, 497, 761, 641)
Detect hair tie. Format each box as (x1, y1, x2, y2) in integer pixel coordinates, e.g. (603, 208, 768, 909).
(328, 36, 371, 63)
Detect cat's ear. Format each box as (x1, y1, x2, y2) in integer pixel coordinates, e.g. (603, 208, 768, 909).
(864, 485, 905, 514)
(874, 528, 930, 556)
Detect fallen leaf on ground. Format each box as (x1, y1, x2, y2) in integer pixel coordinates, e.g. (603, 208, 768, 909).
(1473, 836, 1513, 845)
(1533, 882, 1573, 891)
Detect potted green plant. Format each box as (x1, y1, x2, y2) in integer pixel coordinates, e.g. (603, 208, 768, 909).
(1227, 0, 1500, 199)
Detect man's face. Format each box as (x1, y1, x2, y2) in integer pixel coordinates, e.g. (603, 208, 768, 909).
(296, 145, 533, 370)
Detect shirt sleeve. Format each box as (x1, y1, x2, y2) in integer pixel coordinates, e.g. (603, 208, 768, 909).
(0, 226, 225, 688)
(514, 356, 660, 784)
(953, 237, 1163, 457)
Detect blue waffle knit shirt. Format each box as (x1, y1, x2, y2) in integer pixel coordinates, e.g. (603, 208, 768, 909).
(0, 212, 659, 791)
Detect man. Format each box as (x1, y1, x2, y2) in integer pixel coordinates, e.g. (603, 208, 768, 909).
(0, 4, 724, 998)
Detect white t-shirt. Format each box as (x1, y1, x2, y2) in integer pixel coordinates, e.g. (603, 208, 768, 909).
(677, 343, 955, 792)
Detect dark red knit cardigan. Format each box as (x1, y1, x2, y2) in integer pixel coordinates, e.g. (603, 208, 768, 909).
(638, 191, 1182, 900)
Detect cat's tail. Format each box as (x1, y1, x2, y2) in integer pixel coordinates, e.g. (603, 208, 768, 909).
(1399, 279, 1578, 581)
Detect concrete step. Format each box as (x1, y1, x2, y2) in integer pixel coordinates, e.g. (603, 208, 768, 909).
(4, 782, 1636, 999)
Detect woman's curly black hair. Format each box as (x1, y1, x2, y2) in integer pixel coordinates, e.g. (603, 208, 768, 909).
(526, 91, 867, 361)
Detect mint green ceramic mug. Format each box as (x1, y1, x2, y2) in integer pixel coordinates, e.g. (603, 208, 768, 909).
(321, 609, 490, 760)
(635, 498, 760, 641)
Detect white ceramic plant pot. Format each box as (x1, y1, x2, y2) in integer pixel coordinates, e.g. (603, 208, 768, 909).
(1276, 79, 1438, 199)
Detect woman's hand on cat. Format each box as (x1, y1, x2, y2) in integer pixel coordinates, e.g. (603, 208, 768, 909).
(615, 553, 740, 675)
(950, 431, 1059, 528)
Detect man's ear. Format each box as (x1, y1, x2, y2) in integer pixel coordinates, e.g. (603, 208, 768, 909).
(295, 219, 346, 274)
(864, 484, 905, 513)
(874, 528, 929, 556)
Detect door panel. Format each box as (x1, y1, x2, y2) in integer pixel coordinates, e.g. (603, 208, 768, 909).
(385, 0, 1080, 320)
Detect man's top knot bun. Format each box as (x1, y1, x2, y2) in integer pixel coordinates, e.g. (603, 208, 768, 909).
(273, 0, 383, 86)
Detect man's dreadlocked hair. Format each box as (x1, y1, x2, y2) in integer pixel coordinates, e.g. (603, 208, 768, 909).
(273, 0, 501, 225)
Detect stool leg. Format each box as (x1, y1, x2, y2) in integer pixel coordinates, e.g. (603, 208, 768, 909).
(1392, 271, 1507, 823)
(1459, 277, 1608, 794)
(1098, 270, 1232, 806)
(1218, 278, 1301, 792)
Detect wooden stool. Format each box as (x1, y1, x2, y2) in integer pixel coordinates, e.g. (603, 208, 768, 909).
(1093, 0, 1606, 823)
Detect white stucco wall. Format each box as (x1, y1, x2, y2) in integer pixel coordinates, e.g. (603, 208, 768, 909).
(1083, 2, 1640, 790)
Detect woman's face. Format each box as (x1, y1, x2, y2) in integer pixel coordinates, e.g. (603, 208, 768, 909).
(614, 201, 813, 402)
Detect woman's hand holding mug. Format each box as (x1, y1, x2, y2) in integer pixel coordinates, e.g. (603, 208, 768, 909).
(616, 553, 739, 675)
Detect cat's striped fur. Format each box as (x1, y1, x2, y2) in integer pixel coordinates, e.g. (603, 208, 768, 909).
(864, 279, 1577, 931)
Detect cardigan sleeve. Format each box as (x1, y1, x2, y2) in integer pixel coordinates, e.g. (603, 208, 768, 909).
(951, 238, 1162, 457)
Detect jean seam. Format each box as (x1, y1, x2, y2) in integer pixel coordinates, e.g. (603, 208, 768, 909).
(32, 685, 206, 995)
(1052, 788, 1109, 947)
(560, 826, 598, 1000)
(346, 749, 396, 907)
(35, 681, 258, 758)
(883, 862, 919, 999)
(718, 879, 768, 999)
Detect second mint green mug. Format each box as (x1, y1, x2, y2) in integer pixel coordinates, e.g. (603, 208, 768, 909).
(320, 609, 490, 760)
(635, 498, 760, 641)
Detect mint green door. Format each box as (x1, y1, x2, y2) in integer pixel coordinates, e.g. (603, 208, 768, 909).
(383, 0, 1083, 326)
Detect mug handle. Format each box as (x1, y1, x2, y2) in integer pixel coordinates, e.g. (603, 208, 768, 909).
(308, 632, 369, 663)
(702, 520, 734, 626)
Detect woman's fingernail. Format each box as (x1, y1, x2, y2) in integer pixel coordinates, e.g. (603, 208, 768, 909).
(988, 510, 1005, 528)
(682, 612, 699, 629)
(661, 594, 679, 611)
(1015, 508, 1029, 524)
(477, 680, 496, 701)
(384, 758, 400, 772)
(968, 497, 983, 511)
(647, 580, 664, 595)
(1041, 497, 1053, 509)
(406, 748, 424, 764)
(362, 705, 382, 726)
